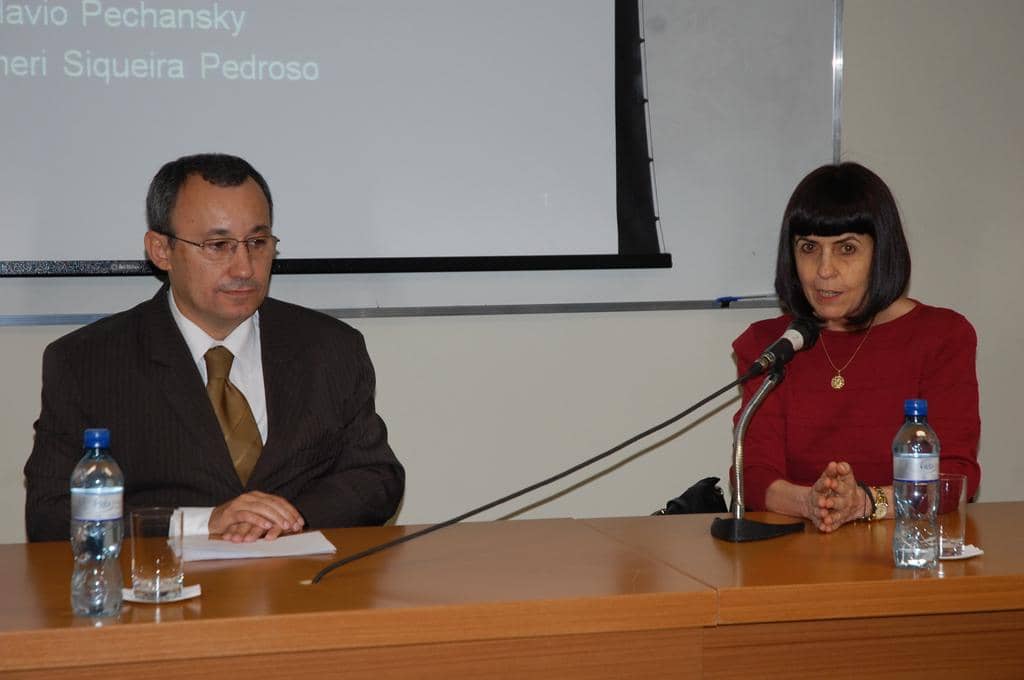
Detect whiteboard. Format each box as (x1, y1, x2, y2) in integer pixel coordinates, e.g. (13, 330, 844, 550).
(0, 0, 833, 317)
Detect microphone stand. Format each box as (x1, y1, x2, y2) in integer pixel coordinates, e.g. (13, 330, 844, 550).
(711, 364, 804, 542)
(312, 344, 811, 581)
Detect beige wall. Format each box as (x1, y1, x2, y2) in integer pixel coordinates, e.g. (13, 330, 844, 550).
(1, 0, 1021, 543)
(842, 0, 1024, 501)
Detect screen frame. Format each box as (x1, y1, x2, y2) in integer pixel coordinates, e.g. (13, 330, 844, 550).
(0, 0, 668, 279)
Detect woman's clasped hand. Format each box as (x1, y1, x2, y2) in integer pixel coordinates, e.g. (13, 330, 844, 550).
(807, 461, 867, 532)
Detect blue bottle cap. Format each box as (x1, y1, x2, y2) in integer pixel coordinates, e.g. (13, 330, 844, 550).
(83, 428, 110, 448)
(903, 399, 928, 416)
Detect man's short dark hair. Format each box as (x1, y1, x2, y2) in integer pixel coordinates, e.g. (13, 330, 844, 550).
(774, 162, 911, 327)
(146, 153, 273, 237)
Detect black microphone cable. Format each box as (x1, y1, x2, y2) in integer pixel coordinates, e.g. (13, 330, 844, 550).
(312, 373, 752, 583)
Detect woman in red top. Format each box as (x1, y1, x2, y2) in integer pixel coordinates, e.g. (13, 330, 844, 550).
(732, 163, 980, 532)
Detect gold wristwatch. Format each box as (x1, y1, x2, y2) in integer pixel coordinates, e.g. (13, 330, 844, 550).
(869, 486, 889, 521)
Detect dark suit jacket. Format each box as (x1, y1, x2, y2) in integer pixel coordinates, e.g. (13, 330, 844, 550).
(24, 288, 404, 542)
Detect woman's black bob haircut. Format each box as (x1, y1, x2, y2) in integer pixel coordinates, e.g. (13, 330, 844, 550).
(774, 162, 911, 328)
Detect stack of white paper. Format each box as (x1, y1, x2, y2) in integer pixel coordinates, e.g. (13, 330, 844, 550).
(183, 531, 337, 562)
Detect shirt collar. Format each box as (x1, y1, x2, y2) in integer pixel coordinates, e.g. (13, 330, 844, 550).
(167, 288, 261, 374)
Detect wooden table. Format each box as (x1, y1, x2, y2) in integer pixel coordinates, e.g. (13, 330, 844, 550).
(586, 501, 1024, 678)
(1, 504, 1021, 678)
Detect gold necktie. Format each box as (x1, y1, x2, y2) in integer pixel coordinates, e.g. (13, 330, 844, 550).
(204, 346, 262, 486)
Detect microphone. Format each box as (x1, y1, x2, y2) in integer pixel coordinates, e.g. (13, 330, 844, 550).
(746, 317, 819, 377)
(712, 318, 818, 543)
(310, 318, 816, 581)
(312, 373, 751, 583)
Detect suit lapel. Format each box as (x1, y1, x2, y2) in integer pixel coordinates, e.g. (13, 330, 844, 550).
(141, 288, 243, 490)
(248, 299, 307, 485)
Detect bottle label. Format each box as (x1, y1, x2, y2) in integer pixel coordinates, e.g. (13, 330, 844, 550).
(893, 457, 939, 482)
(71, 487, 123, 521)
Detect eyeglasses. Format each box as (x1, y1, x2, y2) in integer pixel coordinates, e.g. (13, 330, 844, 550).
(170, 234, 280, 262)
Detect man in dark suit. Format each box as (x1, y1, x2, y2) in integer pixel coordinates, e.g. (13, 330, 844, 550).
(25, 153, 404, 543)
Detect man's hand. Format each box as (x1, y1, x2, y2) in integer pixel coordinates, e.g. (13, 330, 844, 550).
(209, 491, 305, 543)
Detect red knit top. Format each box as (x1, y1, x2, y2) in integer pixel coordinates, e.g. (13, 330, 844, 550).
(731, 302, 981, 509)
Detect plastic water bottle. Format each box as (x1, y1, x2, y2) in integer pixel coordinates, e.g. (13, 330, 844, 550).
(70, 428, 124, 617)
(892, 399, 940, 569)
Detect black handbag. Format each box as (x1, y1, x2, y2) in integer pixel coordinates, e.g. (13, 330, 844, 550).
(652, 476, 727, 515)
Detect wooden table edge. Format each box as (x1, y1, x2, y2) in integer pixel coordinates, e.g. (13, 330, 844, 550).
(0, 589, 718, 672)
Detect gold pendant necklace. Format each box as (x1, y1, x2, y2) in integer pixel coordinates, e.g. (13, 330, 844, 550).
(819, 319, 874, 390)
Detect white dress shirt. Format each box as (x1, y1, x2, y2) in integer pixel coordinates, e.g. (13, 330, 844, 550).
(167, 290, 268, 535)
